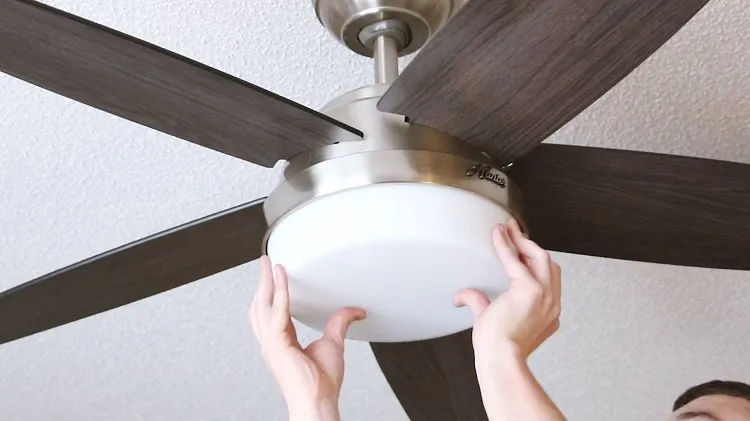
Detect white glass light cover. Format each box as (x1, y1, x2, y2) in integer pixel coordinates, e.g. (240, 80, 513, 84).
(266, 183, 512, 342)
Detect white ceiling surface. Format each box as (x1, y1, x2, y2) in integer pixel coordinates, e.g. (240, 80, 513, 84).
(0, 0, 748, 419)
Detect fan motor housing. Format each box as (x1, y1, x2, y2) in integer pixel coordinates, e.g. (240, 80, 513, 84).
(261, 84, 526, 342)
(263, 83, 526, 236)
(311, 0, 465, 57)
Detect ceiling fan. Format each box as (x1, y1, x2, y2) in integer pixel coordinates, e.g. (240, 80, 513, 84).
(2, 0, 749, 419)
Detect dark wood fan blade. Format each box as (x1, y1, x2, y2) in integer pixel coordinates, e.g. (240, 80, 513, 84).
(371, 330, 488, 421)
(0, 0, 362, 168)
(378, 0, 710, 164)
(0, 198, 268, 345)
(508, 145, 750, 270)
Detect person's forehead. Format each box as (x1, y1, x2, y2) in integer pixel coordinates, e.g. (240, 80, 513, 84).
(673, 395, 750, 421)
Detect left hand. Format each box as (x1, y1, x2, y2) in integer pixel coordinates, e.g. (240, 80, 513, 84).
(250, 256, 366, 420)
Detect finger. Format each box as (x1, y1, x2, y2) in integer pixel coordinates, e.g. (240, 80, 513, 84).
(255, 255, 275, 308)
(520, 254, 532, 270)
(252, 256, 275, 337)
(322, 307, 366, 346)
(507, 219, 552, 283)
(282, 316, 303, 351)
(271, 264, 291, 331)
(539, 318, 561, 344)
(453, 289, 491, 319)
(492, 224, 533, 282)
(550, 262, 562, 310)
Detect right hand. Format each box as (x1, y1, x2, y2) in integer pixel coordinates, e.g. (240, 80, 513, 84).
(454, 219, 562, 361)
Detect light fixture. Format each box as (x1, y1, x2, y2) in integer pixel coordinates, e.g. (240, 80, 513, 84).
(267, 182, 516, 342)
(262, 84, 524, 342)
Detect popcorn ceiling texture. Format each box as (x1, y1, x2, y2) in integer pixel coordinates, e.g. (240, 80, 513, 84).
(0, 0, 748, 420)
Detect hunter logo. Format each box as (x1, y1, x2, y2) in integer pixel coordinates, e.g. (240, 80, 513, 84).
(466, 164, 506, 188)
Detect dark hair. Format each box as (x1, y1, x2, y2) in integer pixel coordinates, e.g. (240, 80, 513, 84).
(673, 380, 750, 411)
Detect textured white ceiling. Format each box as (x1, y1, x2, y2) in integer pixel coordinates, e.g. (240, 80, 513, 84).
(1, 0, 749, 420)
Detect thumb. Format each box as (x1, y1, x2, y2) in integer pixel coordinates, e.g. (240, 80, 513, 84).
(453, 289, 491, 319)
(322, 307, 366, 346)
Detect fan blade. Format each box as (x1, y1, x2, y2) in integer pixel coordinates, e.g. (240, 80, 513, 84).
(0, 198, 268, 345)
(508, 145, 750, 270)
(0, 0, 361, 168)
(371, 330, 487, 421)
(378, 0, 709, 164)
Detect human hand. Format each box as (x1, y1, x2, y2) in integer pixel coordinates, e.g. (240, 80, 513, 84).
(250, 256, 366, 421)
(454, 219, 562, 363)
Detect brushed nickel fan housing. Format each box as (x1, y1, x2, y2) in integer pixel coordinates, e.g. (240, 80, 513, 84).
(266, 0, 523, 243)
(261, 84, 527, 341)
(262, 83, 527, 251)
(312, 0, 463, 57)
(265, 0, 519, 236)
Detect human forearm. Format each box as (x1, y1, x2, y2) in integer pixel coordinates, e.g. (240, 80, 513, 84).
(288, 399, 341, 421)
(476, 346, 565, 421)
